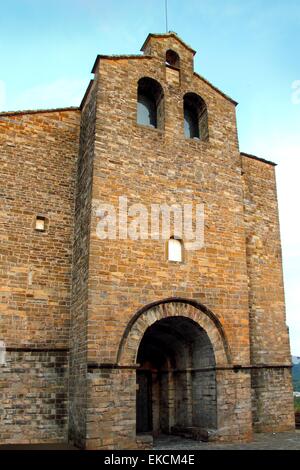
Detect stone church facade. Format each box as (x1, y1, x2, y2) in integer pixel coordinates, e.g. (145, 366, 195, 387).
(0, 33, 295, 449)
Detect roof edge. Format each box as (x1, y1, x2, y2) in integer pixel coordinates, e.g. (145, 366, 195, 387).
(194, 72, 238, 106)
(80, 79, 94, 110)
(241, 152, 277, 167)
(0, 106, 80, 117)
(91, 54, 153, 73)
(141, 33, 196, 55)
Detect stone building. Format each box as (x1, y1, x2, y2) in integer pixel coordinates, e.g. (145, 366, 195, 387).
(0, 33, 295, 449)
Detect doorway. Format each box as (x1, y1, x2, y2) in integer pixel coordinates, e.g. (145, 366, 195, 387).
(136, 316, 217, 436)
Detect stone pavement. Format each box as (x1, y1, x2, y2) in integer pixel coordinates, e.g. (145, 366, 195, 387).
(0, 431, 299, 450)
(154, 431, 300, 450)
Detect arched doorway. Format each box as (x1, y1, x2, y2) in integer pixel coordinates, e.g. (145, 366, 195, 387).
(136, 316, 217, 437)
(116, 299, 237, 445)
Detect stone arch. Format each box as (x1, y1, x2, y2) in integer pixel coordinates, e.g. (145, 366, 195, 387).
(117, 298, 231, 366)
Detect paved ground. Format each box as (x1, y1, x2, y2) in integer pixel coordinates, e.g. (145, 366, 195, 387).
(154, 431, 300, 450)
(0, 431, 299, 450)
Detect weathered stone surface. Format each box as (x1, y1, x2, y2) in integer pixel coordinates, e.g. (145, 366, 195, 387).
(0, 109, 80, 348)
(0, 108, 80, 444)
(0, 351, 68, 443)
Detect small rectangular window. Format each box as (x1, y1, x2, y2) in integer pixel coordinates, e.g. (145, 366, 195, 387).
(168, 238, 183, 262)
(35, 216, 46, 232)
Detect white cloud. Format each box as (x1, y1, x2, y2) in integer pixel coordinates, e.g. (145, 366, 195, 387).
(0, 80, 6, 111)
(13, 78, 88, 111)
(292, 80, 300, 105)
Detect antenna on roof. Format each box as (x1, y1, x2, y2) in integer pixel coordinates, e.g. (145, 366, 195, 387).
(165, 0, 169, 33)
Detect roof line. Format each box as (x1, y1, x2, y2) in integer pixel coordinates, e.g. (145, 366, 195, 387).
(80, 79, 94, 110)
(194, 72, 238, 106)
(0, 106, 80, 117)
(91, 54, 153, 73)
(90, 55, 238, 108)
(241, 152, 277, 167)
(141, 33, 196, 55)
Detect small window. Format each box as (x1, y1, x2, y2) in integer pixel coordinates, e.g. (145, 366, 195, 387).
(166, 49, 180, 69)
(168, 238, 183, 262)
(183, 93, 209, 141)
(137, 77, 164, 130)
(35, 216, 46, 232)
(0, 340, 6, 366)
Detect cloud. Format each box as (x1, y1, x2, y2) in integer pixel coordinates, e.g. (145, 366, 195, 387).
(13, 78, 89, 111)
(0, 80, 6, 111)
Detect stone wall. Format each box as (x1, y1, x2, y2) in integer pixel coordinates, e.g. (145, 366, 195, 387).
(242, 155, 291, 364)
(192, 370, 216, 429)
(216, 368, 253, 442)
(86, 368, 137, 450)
(0, 109, 80, 348)
(0, 108, 80, 443)
(251, 367, 295, 432)
(1, 350, 68, 444)
(68, 81, 98, 448)
(242, 154, 295, 431)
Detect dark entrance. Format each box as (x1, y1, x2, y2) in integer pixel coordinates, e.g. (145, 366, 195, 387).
(136, 370, 152, 433)
(136, 316, 217, 437)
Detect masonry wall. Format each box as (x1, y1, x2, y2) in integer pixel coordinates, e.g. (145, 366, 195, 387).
(68, 82, 97, 448)
(242, 155, 295, 431)
(0, 109, 80, 348)
(86, 368, 137, 450)
(1, 351, 68, 443)
(251, 367, 295, 432)
(0, 109, 80, 442)
(216, 369, 252, 441)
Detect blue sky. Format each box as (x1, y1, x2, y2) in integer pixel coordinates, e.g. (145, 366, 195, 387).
(0, 0, 299, 355)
